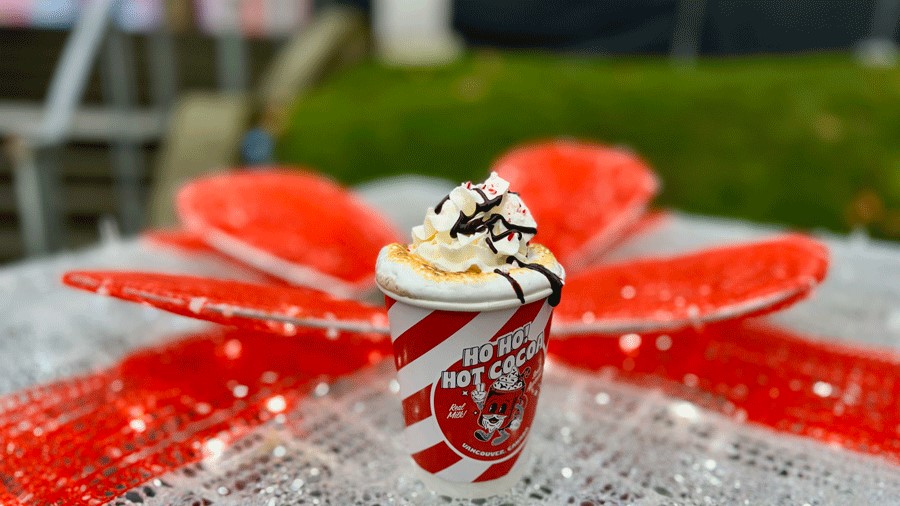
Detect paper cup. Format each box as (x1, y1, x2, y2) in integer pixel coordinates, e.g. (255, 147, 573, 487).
(381, 293, 556, 498)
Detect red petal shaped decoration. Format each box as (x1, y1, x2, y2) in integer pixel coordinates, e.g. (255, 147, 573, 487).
(549, 320, 900, 464)
(552, 235, 829, 335)
(0, 327, 390, 505)
(62, 271, 390, 340)
(493, 141, 659, 270)
(177, 169, 401, 297)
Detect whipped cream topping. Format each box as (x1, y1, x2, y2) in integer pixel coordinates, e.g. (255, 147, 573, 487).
(410, 172, 538, 273)
(376, 173, 564, 309)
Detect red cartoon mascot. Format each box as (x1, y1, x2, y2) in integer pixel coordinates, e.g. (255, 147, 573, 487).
(470, 368, 530, 446)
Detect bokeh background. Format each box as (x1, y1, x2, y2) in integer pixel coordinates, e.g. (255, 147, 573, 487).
(1, 0, 898, 265)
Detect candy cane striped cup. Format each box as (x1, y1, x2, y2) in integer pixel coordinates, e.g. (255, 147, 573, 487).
(376, 244, 563, 498)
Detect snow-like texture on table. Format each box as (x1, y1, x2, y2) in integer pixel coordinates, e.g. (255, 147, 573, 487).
(0, 177, 897, 505)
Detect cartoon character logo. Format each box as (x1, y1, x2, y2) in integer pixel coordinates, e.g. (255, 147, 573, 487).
(470, 368, 530, 446)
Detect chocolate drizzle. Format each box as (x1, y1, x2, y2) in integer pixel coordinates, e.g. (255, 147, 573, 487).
(507, 257, 564, 307)
(449, 193, 504, 237)
(448, 193, 535, 250)
(434, 195, 450, 214)
(493, 269, 525, 304)
(487, 238, 498, 254)
(431, 181, 563, 307)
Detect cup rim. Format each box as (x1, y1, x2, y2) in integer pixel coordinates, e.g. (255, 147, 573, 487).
(375, 243, 564, 311)
(378, 283, 553, 312)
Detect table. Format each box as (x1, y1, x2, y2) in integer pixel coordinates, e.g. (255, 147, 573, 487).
(1, 213, 898, 505)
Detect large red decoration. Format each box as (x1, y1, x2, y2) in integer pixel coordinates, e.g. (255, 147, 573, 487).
(0, 328, 389, 505)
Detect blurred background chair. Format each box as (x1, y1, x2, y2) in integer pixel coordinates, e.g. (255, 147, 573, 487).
(0, 0, 361, 259)
(147, 5, 367, 227)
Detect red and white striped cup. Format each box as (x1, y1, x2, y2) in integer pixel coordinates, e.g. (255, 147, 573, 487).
(380, 286, 556, 497)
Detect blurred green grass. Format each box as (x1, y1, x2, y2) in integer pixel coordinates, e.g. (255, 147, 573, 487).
(277, 52, 900, 239)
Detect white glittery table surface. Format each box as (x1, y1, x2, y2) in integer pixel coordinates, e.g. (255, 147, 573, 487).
(1, 177, 898, 505)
